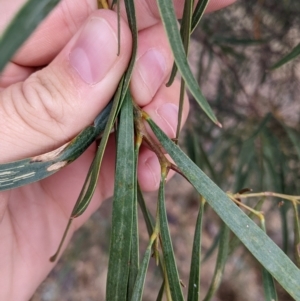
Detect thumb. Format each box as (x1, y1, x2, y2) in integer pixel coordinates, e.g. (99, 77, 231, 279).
(0, 10, 132, 163)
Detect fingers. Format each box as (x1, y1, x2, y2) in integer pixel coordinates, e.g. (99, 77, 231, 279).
(0, 10, 132, 163)
(40, 22, 189, 243)
(0, 77, 188, 297)
(0, 0, 97, 66)
(2, 0, 237, 69)
(45, 77, 189, 229)
(0, 62, 36, 89)
(112, 0, 237, 31)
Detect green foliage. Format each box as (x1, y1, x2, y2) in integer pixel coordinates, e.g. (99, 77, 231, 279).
(202, 225, 229, 301)
(0, 0, 61, 72)
(187, 198, 205, 301)
(1, 0, 300, 300)
(270, 43, 300, 69)
(106, 92, 135, 300)
(148, 116, 300, 300)
(157, 0, 219, 126)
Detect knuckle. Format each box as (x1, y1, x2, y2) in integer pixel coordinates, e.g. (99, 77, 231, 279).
(19, 70, 73, 138)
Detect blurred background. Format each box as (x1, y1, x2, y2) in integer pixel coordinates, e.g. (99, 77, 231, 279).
(31, 0, 300, 300)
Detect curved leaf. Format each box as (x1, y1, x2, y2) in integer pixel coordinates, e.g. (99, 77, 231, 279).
(203, 225, 230, 301)
(131, 240, 153, 301)
(270, 43, 300, 70)
(158, 175, 184, 301)
(187, 198, 205, 301)
(147, 117, 300, 301)
(0, 0, 60, 72)
(156, 0, 219, 126)
(0, 102, 111, 191)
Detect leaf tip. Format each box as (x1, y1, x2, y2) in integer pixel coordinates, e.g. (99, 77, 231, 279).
(49, 253, 57, 262)
(165, 81, 172, 88)
(216, 121, 223, 128)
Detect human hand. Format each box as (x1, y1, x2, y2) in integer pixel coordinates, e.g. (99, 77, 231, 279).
(0, 0, 236, 299)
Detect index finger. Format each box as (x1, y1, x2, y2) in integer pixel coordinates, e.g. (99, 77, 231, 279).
(2, 0, 236, 67)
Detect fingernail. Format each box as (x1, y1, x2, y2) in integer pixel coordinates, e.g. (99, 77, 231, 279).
(136, 49, 166, 97)
(69, 18, 118, 84)
(156, 103, 178, 137)
(145, 155, 160, 188)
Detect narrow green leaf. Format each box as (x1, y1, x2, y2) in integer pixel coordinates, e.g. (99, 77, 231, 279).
(187, 198, 205, 301)
(198, 144, 218, 183)
(175, 79, 186, 140)
(137, 182, 166, 279)
(137, 183, 166, 283)
(201, 232, 220, 263)
(127, 146, 140, 300)
(270, 42, 300, 70)
(121, 0, 138, 100)
(211, 36, 267, 46)
(0, 102, 112, 191)
(50, 83, 121, 261)
(0, 0, 60, 72)
(279, 202, 290, 255)
(147, 118, 300, 300)
(203, 225, 230, 301)
(49, 99, 114, 261)
(106, 92, 135, 301)
(260, 220, 278, 301)
(51, 82, 129, 262)
(262, 128, 284, 192)
(158, 175, 184, 301)
(262, 128, 290, 254)
(130, 240, 153, 301)
(191, 0, 210, 31)
(262, 268, 278, 301)
(218, 44, 246, 61)
(137, 184, 155, 236)
(156, 0, 219, 126)
(283, 125, 300, 161)
(167, 0, 194, 86)
(156, 281, 165, 301)
(111, 0, 121, 55)
(185, 130, 197, 165)
(70, 78, 124, 217)
(234, 114, 271, 191)
(292, 201, 300, 268)
(167, 0, 209, 86)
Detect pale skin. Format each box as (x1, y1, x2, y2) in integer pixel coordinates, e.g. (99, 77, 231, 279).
(0, 0, 236, 300)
